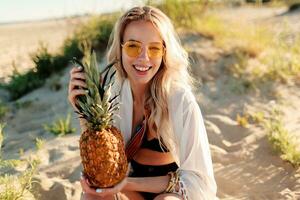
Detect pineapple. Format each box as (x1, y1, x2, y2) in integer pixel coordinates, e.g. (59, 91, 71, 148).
(72, 50, 128, 188)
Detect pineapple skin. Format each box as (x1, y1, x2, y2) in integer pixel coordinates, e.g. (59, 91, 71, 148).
(79, 126, 128, 188)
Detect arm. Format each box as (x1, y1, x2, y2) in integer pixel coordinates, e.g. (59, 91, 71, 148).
(124, 176, 169, 193)
(168, 90, 218, 200)
(80, 173, 171, 198)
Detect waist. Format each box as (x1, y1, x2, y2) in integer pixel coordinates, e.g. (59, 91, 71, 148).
(132, 148, 175, 166)
(130, 159, 178, 178)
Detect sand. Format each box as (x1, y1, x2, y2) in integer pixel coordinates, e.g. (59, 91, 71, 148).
(0, 17, 84, 83)
(0, 6, 299, 200)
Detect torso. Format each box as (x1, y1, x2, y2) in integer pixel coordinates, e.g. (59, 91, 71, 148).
(131, 104, 175, 166)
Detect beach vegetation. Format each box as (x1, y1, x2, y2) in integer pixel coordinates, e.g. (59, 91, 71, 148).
(264, 107, 300, 167)
(43, 113, 76, 136)
(0, 124, 40, 199)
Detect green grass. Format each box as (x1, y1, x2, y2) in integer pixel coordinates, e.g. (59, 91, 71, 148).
(14, 100, 33, 110)
(3, 2, 299, 100)
(193, 10, 300, 86)
(4, 14, 116, 100)
(44, 113, 76, 136)
(148, 0, 208, 28)
(264, 108, 300, 167)
(0, 123, 41, 199)
(35, 138, 45, 151)
(261, 34, 300, 83)
(0, 158, 39, 200)
(74, 15, 117, 51)
(240, 107, 300, 167)
(0, 101, 8, 120)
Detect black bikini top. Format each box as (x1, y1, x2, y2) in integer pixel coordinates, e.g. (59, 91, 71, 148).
(133, 121, 169, 153)
(141, 137, 169, 152)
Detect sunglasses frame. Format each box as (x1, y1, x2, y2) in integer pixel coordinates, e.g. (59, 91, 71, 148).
(121, 40, 166, 59)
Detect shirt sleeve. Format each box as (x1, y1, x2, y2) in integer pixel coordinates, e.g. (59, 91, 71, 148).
(175, 94, 218, 200)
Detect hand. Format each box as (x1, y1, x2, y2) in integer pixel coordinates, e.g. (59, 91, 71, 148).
(80, 174, 128, 198)
(68, 65, 87, 112)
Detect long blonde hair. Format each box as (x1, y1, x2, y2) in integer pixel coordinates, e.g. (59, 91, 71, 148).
(107, 6, 194, 151)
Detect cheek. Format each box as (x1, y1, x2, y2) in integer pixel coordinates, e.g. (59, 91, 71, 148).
(152, 58, 163, 72)
(121, 52, 134, 71)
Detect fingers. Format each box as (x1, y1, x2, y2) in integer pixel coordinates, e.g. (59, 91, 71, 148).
(72, 72, 86, 80)
(80, 177, 98, 195)
(80, 177, 109, 198)
(70, 65, 83, 74)
(70, 79, 87, 90)
(68, 89, 87, 108)
(68, 66, 87, 111)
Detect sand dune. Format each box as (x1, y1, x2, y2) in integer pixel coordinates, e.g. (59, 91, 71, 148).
(0, 6, 299, 200)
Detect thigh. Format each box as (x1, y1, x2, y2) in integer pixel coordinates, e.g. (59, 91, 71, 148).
(81, 191, 145, 200)
(118, 191, 145, 200)
(81, 193, 114, 200)
(153, 193, 183, 200)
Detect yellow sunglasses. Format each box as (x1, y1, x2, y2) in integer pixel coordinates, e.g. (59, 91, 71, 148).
(121, 40, 165, 59)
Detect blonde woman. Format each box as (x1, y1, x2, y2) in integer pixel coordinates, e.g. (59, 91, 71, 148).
(68, 6, 217, 200)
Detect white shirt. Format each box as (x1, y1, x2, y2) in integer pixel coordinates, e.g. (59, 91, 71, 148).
(111, 78, 218, 200)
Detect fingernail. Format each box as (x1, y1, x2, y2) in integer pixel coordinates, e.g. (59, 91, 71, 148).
(85, 90, 89, 93)
(77, 66, 82, 70)
(96, 188, 102, 193)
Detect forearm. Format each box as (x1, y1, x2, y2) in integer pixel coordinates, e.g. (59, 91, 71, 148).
(124, 175, 169, 193)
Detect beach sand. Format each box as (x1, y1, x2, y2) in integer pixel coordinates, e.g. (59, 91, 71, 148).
(0, 6, 299, 200)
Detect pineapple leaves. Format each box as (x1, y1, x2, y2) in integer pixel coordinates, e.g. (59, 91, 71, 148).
(72, 49, 119, 131)
(99, 61, 117, 100)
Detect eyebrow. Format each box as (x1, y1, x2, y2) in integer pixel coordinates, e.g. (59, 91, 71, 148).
(128, 39, 140, 42)
(125, 39, 163, 44)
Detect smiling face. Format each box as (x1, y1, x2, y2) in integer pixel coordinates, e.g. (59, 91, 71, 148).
(121, 20, 164, 87)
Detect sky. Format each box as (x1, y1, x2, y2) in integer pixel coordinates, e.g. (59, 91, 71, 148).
(0, 0, 146, 23)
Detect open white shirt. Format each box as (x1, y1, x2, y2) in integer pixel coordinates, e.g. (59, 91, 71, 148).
(111, 78, 218, 200)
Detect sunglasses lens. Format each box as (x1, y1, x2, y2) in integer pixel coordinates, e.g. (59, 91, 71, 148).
(123, 41, 164, 58)
(123, 41, 141, 57)
(148, 43, 164, 58)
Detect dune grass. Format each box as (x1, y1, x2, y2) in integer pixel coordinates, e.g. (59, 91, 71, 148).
(148, 0, 208, 28)
(0, 124, 41, 199)
(237, 107, 300, 167)
(193, 9, 300, 86)
(0, 101, 8, 120)
(3, 14, 116, 100)
(43, 113, 76, 136)
(264, 108, 300, 167)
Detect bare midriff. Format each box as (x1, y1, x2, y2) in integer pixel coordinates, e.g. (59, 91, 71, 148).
(132, 147, 175, 165)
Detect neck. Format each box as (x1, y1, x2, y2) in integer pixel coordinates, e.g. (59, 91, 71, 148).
(129, 81, 150, 105)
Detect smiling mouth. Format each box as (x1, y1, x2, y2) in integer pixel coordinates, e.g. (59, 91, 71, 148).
(133, 65, 152, 72)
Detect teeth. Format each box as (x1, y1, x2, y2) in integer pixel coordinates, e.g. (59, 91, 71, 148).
(133, 65, 151, 72)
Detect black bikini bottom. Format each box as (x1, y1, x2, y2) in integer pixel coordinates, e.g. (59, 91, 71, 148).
(130, 159, 178, 200)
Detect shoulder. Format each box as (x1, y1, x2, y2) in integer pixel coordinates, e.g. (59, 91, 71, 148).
(168, 84, 197, 111)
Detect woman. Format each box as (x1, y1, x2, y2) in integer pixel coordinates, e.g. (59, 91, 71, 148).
(68, 6, 217, 200)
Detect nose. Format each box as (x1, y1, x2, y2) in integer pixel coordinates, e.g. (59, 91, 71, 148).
(137, 46, 150, 61)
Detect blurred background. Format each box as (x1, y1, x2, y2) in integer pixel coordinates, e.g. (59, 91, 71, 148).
(0, 0, 299, 199)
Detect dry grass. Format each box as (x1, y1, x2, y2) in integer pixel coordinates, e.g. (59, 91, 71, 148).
(237, 107, 300, 167)
(0, 18, 79, 83)
(194, 10, 300, 85)
(0, 124, 41, 199)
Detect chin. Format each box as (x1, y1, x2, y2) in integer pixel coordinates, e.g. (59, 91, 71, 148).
(131, 76, 152, 85)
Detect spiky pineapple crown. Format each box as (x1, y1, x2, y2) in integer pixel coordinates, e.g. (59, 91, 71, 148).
(72, 50, 119, 131)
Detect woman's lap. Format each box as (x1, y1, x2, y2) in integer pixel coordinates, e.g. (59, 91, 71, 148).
(81, 191, 145, 200)
(81, 192, 182, 200)
(153, 193, 183, 200)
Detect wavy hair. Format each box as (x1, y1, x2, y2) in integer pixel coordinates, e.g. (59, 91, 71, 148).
(106, 6, 194, 151)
